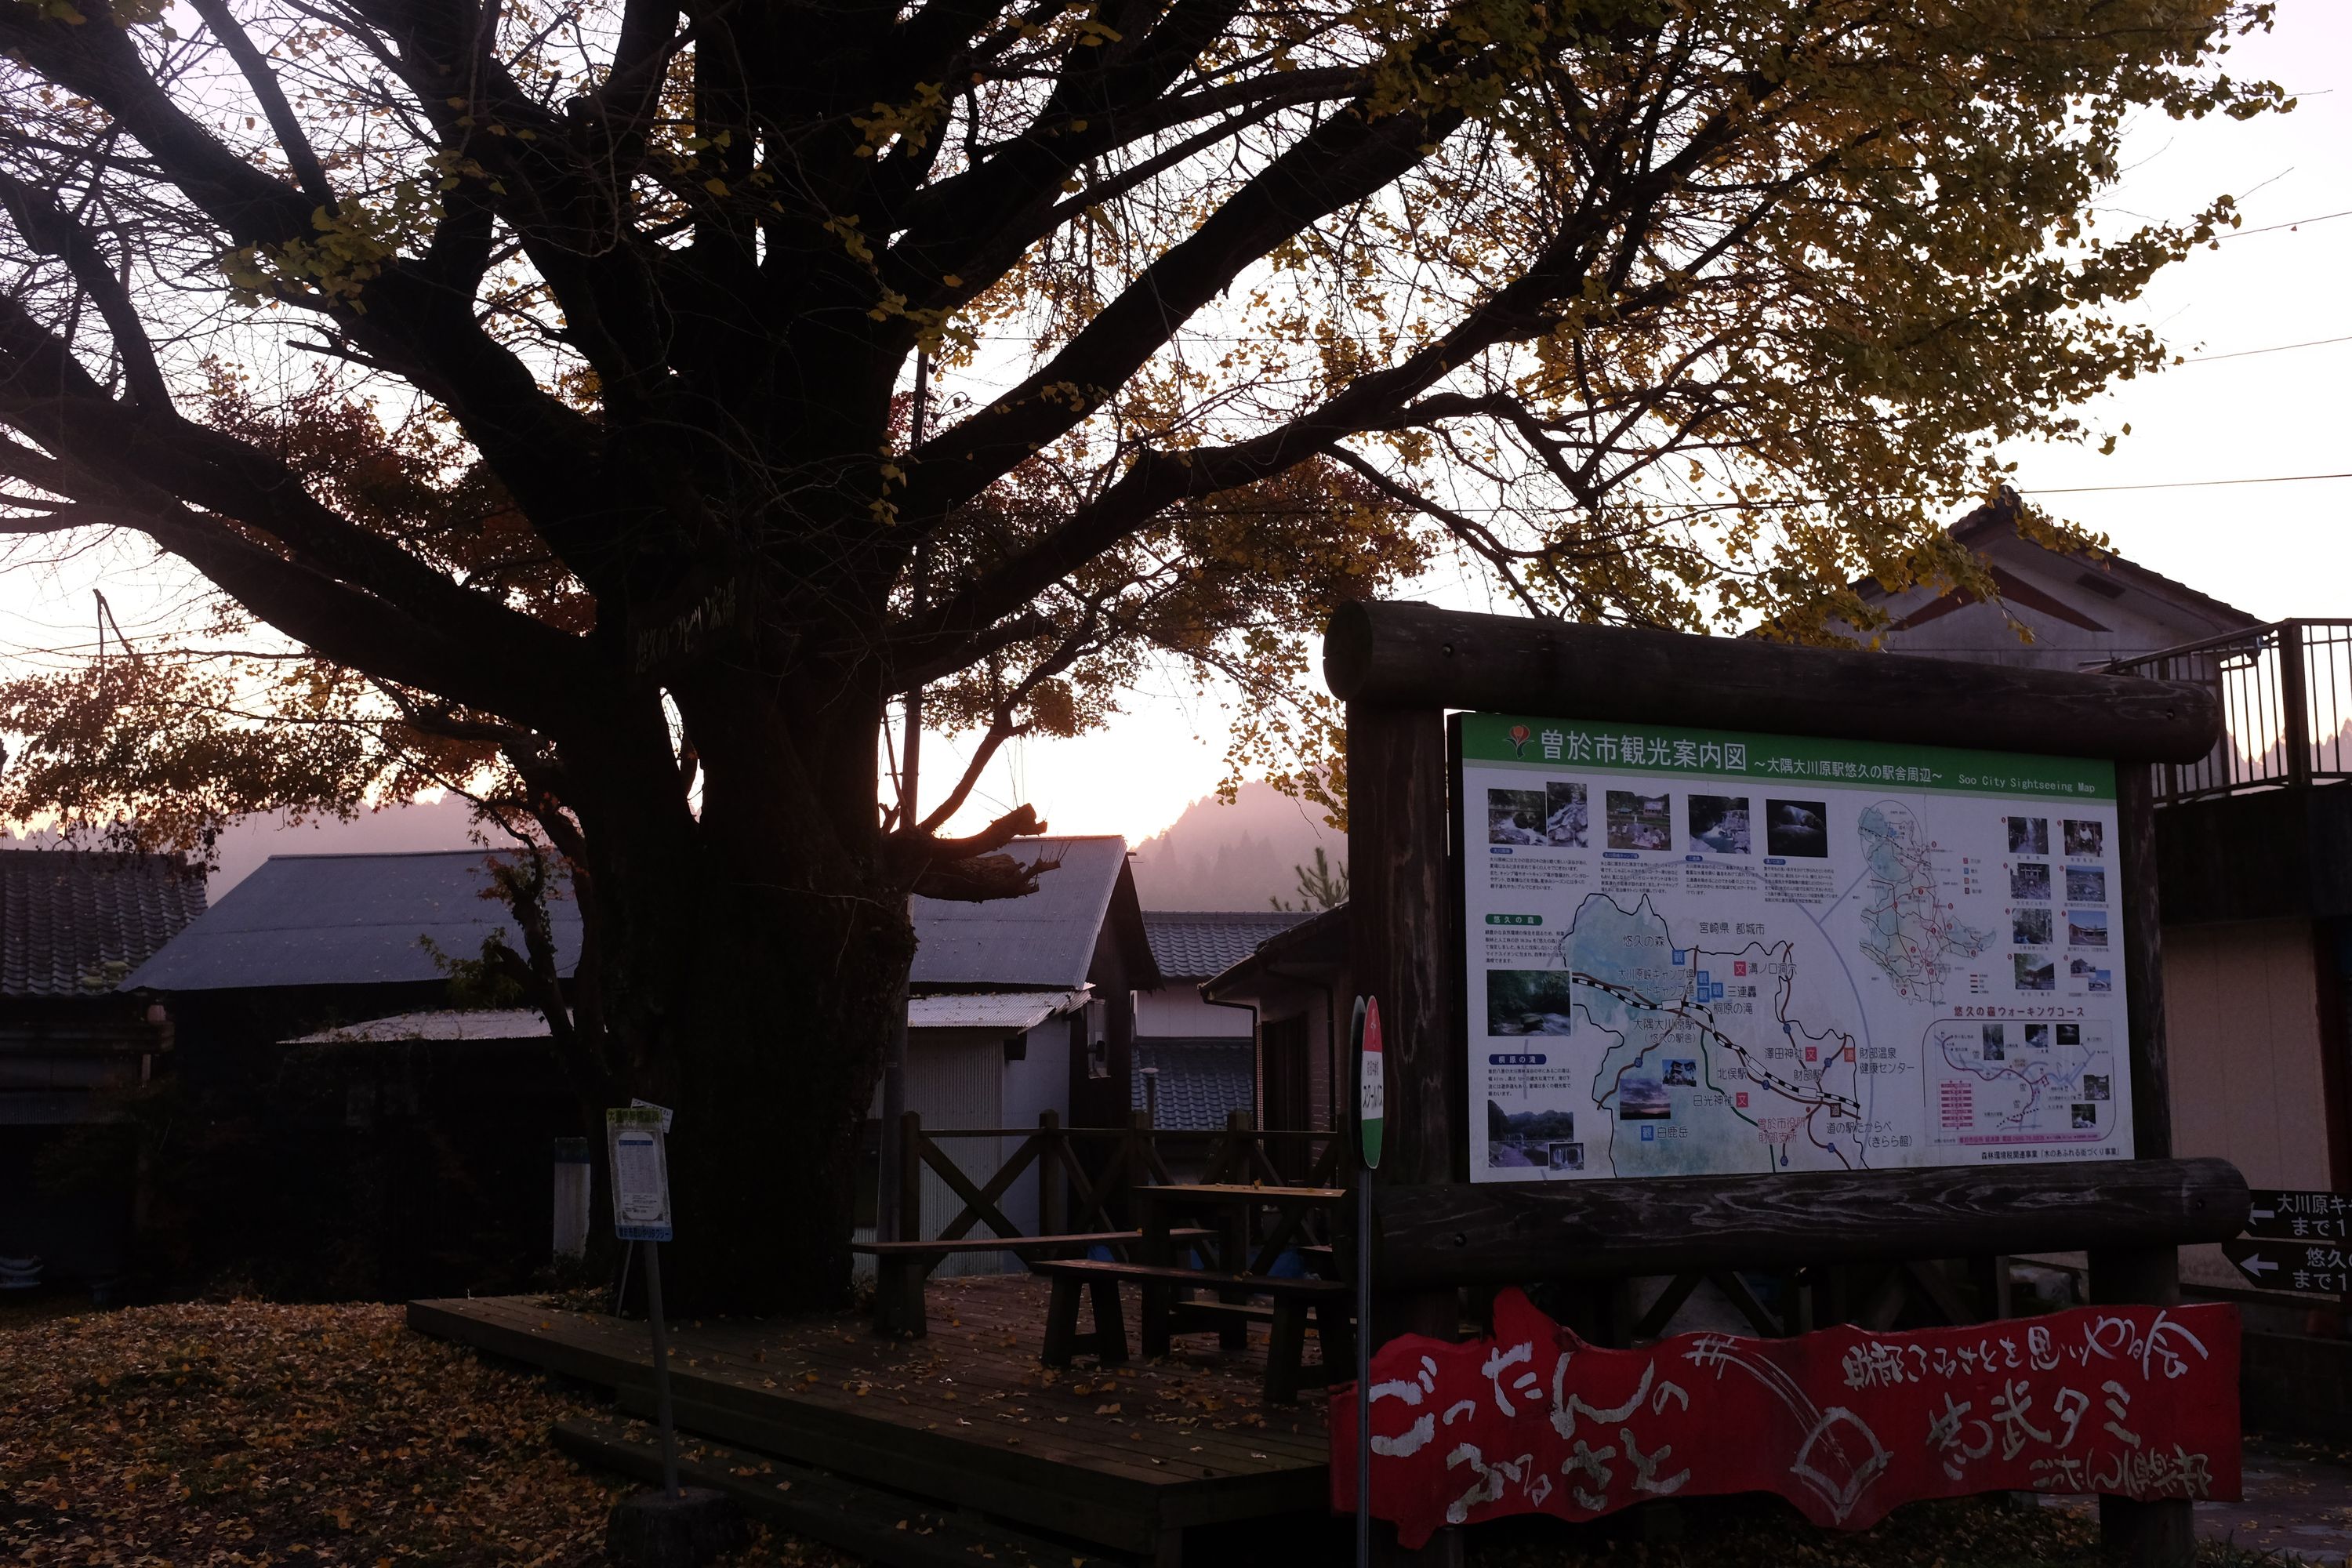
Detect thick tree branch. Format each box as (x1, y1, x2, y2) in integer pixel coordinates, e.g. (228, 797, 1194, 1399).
(0, 169, 172, 410)
(187, 0, 339, 209)
(900, 89, 1462, 524)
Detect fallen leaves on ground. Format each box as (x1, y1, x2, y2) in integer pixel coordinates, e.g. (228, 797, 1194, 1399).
(0, 1298, 858, 1567)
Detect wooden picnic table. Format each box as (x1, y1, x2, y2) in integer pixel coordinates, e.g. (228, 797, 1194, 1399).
(1136, 1182, 1345, 1279)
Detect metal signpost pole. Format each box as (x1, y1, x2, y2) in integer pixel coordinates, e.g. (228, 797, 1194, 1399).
(642, 1237, 681, 1499)
(608, 1104, 681, 1497)
(1354, 995, 1383, 1568)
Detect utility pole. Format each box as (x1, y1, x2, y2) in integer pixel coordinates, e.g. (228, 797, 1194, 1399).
(877, 349, 930, 1244)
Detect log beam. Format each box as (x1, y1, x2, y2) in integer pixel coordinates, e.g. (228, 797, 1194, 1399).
(1323, 602, 2220, 764)
(1372, 1157, 2249, 1290)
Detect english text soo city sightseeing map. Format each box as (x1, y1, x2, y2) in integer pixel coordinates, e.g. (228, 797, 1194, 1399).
(1461, 713, 2132, 1182)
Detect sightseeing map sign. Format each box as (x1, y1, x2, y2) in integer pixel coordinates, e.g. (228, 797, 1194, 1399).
(1458, 713, 2133, 1182)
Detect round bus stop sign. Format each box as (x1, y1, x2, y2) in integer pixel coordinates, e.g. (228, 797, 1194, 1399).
(1355, 995, 1384, 1170)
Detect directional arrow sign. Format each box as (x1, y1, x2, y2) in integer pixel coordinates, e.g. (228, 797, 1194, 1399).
(2223, 1236, 2350, 1296)
(2241, 1189, 2351, 1242)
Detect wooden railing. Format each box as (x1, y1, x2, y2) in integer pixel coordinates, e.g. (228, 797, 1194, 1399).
(896, 1109, 1344, 1247)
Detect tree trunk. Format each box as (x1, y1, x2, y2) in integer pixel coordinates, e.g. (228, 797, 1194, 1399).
(655, 876, 909, 1316)
(562, 681, 913, 1316)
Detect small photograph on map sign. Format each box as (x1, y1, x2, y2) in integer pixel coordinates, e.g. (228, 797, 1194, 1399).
(2057, 1023, 2080, 1046)
(2071, 1102, 2098, 1129)
(2066, 866, 2107, 902)
(2024, 1023, 2049, 1048)
(2008, 816, 2051, 855)
(2064, 818, 2106, 856)
(1765, 799, 1828, 857)
(1545, 782, 1589, 847)
(1617, 1076, 1671, 1120)
(1487, 969, 1576, 1035)
(2012, 862, 2053, 900)
(2069, 910, 2110, 948)
(1487, 1104, 1578, 1169)
(2012, 909, 2053, 946)
(1663, 1058, 1699, 1087)
(1980, 1025, 2005, 1062)
(1687, 794, 1751, 855)
(1488, 788, 1548, 844)
(2083, 1073, 2111, 1101)
(2014, 953, 2056, 991)
(1606, 790, 1671, 851)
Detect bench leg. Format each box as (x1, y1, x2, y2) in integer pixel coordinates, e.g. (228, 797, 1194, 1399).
(1043, 1274, 1082, 1367)
(1265, 1298, 1308, 1404)
(872, 1257, 927, 1338)
(1088, 1276, 1129, 1365)
(1215, 1279, 1248, 1351)
(1141, 1279, 1172, 1359)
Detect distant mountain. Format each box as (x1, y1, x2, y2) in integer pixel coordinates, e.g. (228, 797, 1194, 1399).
(2, 794, 487, 898)
(1131, 781, 1345, 912)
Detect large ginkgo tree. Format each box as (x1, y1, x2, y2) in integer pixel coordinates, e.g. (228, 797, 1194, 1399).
(0, 0, 2279, 1308)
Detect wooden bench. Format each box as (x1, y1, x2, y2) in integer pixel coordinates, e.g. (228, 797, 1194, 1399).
(1030, 1258, 1353, 1404)
(853, 1231, 1208, 1338)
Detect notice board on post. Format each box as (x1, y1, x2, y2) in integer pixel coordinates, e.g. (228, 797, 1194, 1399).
(1457, 711, 2132, 1182)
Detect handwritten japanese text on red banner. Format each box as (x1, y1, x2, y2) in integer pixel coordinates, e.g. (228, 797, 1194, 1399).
(1330, 1290, 2238, 1548)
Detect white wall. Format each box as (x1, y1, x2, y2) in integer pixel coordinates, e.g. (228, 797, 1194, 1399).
(855, 1020, 1074, 1279)
(1135, 986, 1254, 1039)
(2166, 919, 2338, 1290)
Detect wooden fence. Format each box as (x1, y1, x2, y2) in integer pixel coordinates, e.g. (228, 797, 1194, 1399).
(895, 1109, 1343, 1249)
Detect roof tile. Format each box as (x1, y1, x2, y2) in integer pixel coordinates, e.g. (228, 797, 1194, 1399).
(1142, 910, 1313, 980)
(0, 849, 209, 998)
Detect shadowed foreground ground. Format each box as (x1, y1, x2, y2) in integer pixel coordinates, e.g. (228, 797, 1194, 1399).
(1, 1297, 2331, 1566)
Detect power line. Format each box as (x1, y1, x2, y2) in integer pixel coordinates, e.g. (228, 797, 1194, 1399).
(2021, 471, 2352, 495)
(2183, 332, 2352, 363)
(2215, 208, 2352, 239)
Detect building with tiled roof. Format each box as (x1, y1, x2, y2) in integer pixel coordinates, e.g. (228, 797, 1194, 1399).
(1142, 909, 1312, 982)
(1131, 909, 1313, 1134)
(1847, 488, 2259, 669)
(0, 848, 207, 1000)
(1, 848, 208, 1289)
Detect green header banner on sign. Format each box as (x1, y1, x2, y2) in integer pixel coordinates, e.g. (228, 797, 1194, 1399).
(1457, 712, 2115, 802)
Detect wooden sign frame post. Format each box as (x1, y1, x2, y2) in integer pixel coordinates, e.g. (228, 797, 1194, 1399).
(1330, 601, 2243, 1568)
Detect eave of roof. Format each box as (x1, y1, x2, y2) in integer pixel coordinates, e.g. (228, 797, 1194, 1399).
(1200, 901, 1349, 1001)
(1853, 494, 2260, 630)
(282, 1007, 555, 1044)
(909, 987, 1091, 1033)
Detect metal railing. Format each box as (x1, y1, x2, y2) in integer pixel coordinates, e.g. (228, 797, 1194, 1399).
(2107, 619, 2352, 805)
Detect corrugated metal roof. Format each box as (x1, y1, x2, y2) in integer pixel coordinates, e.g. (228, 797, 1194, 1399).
(122, 851, 581, 993)
(130, 835, 1134, 996)
(1143, 910, 1313, 980)
(909, 836, 1130, 989)
(283, 1008, 554, 1044)
(1132, 1038, 1255, 1131)
(909, 988, 1089, 1033)
(0, 849, 208, 998)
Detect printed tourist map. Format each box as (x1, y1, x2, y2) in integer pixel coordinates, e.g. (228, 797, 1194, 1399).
(1461, 713, 2132, 1182)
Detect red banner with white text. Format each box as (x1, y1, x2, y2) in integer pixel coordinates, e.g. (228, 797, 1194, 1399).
(1331, 1289, 2238, 1548)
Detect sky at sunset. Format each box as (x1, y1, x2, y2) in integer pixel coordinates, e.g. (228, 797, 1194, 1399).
(2, 2, 2345, 852)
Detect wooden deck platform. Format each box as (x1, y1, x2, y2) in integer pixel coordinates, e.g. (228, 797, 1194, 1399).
(407, 1272, 1335, 1565)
